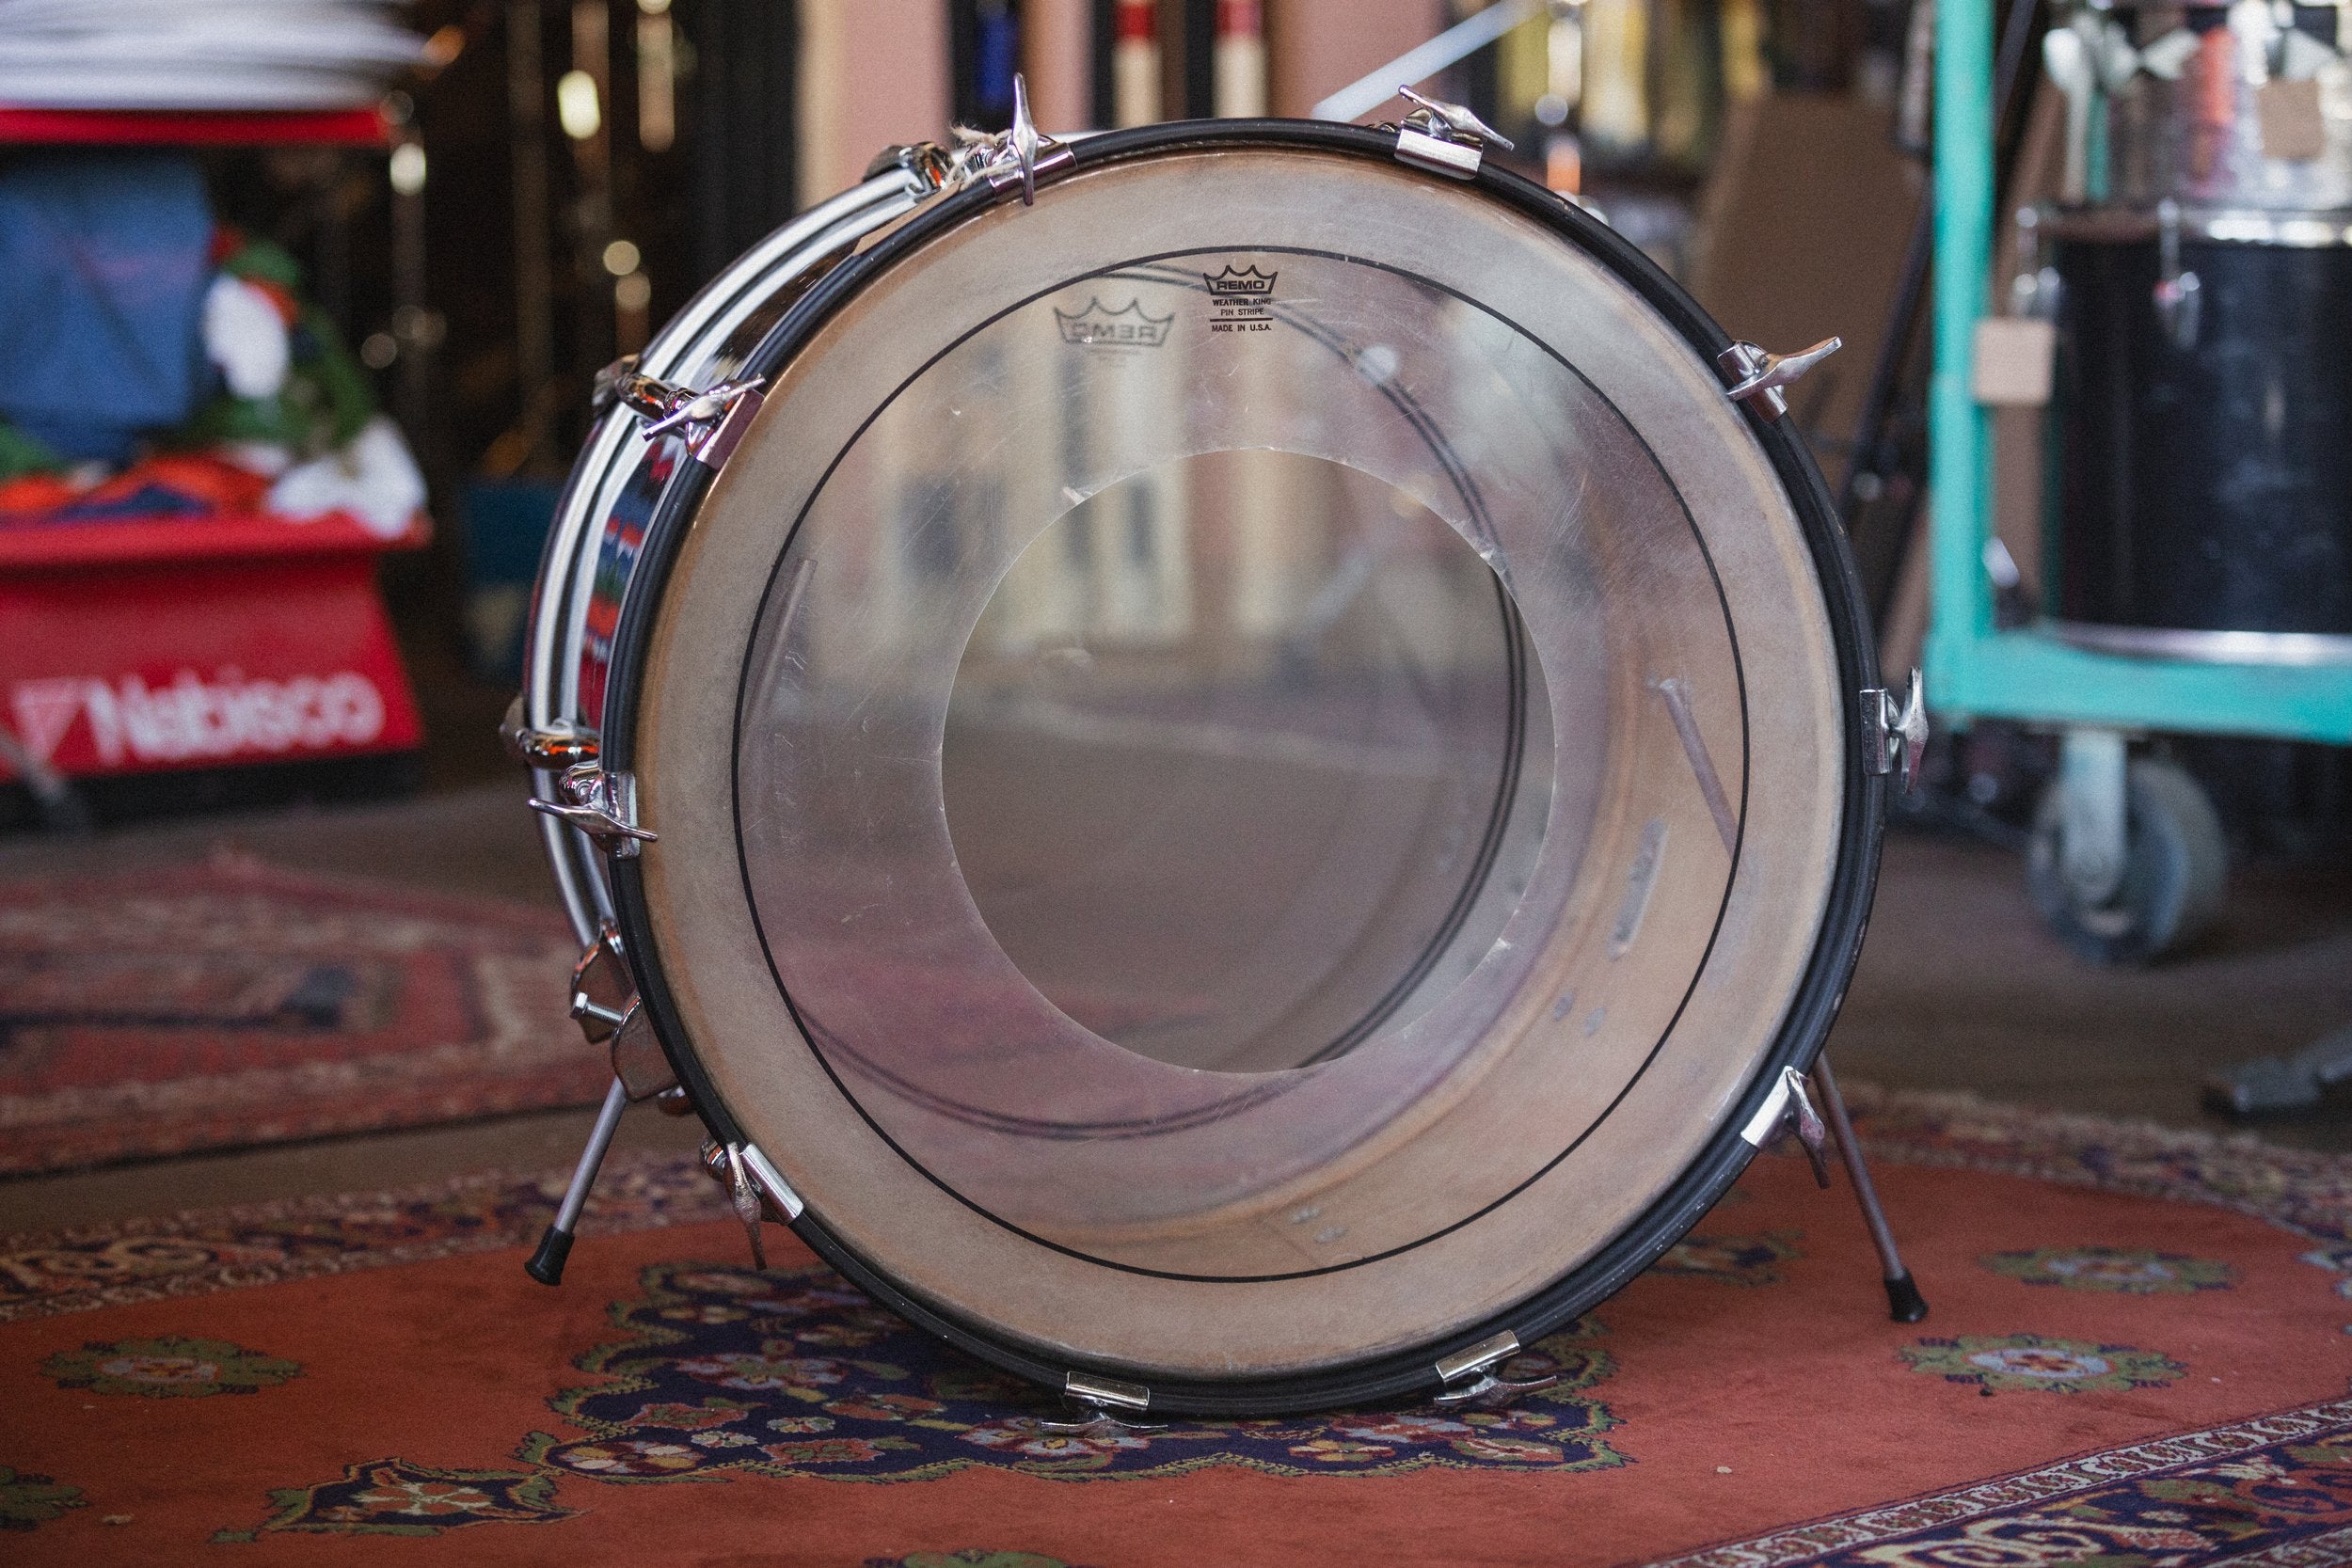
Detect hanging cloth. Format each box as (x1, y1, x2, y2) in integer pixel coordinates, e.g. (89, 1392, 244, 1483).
(0, 150, 213, 464)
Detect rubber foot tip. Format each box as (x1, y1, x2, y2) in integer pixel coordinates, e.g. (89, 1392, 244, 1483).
(1884, 1270, 1928, 1323)
(526, 1227, 575, 1287)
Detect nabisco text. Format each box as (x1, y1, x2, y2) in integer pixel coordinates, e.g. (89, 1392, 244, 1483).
(11, 669, 388, 769)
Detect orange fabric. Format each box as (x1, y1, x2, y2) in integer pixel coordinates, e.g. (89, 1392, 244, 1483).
(0, 452, 273, 525)
(0, 473, 77, 514)
(3, 1146, 2346, 1566)
(80, 452, 273, 513)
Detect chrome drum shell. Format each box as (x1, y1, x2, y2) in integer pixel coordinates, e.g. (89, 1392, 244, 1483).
(521, 169, 932, 947)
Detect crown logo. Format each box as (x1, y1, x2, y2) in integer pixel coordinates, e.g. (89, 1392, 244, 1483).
(1054, 297, 1174, 347)
(1204, 264, 1278, 299)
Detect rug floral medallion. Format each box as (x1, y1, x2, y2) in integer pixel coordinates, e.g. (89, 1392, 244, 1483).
(8, 1087, 2352, 1565)
(1899, 1332, 2187, 1395)
(516, 1262, 1625, 1484)
(212, 1461, 576, 1543)
(40, 1335, 299, 1399)
(1978, 1244, 2237, 1294)
(0, 1466, 85, 1532)
(1652, 1231, 1805, 1288)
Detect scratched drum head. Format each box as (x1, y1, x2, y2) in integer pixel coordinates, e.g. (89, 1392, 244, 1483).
(602, 124, 1882, 1414)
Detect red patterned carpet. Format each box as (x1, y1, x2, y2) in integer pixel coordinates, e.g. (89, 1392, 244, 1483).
(4, 1086, 2352, 1564)
(0, 857, 602, 1174)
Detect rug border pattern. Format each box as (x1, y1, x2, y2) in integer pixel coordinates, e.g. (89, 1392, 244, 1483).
(1638, 1397, 2352, 1567)
(0, 1151, 723, 1323)
(5, 1088, 2348, 1321)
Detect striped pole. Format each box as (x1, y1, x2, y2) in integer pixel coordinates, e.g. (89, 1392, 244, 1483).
(1213, 0, 1266, 117)
(1114, 0, 1162, 125)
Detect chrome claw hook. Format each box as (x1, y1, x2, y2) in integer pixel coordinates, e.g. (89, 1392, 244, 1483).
(1396, 85, 1516, 150)
(1719, 337, 1843, 420)
(1740, 1066, 1835, 1187)
(1432, 1369, 1560, 1409)
(1032, 1403, 1169, 1436)
(724, 1143, 768, 1271)
(528, 762, 655, 855)
(1890, 669, 1929, 793)
(960, 72, 1070, 203)
(1009, 74, 1041, 205)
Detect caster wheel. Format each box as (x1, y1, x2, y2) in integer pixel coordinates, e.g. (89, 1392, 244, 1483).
(2026, 757, 2227, 965)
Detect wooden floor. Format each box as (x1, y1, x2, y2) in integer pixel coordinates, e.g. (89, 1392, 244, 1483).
(3, 777, 2347, 1238)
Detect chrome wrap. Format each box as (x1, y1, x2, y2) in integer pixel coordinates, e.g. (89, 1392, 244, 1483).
(522, 171, 931, 942)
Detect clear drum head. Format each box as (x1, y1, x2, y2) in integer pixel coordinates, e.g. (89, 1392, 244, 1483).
(623, 135, 1858, 1396)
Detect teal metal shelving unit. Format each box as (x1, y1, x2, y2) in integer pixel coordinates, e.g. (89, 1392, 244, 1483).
(1925, 0, 2352, 972)
(1926, 0, 2352, 749)
(1927, 0, 2352, 748)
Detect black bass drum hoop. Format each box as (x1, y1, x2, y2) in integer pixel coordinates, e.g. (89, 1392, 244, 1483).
(600, 119, 1887, 1417)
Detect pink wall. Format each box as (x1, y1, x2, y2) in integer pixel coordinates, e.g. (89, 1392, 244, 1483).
(797, 0, 952, 200)
(794, 0, 1446, 204)
(1023, 0, 1096, 133)
(1267, 0, 1445, 119)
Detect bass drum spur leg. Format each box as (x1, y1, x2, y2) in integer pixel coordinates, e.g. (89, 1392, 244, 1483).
(526, 1076, 630, 1286)
(1813, 1056, 1928, 1323)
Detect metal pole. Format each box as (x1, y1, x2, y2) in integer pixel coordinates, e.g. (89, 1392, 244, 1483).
(527, 1076, 630, 1285)
(1926, 0, 1998, 682)
(1813, 1056, 1929, 1322)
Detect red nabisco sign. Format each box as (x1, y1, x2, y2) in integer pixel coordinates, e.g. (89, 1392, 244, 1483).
(0, 510, 425, 784)
(13, 669, 389, 771)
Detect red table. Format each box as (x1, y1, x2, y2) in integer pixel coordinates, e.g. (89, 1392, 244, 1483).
(0, 101, 428, 800)
(0, 510, 427, 786)
(0, 105, 389, 147)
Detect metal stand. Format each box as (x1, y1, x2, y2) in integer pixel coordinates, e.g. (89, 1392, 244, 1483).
(1813, 1057, 1930, 1323)
(526, 1076, 629, 1286)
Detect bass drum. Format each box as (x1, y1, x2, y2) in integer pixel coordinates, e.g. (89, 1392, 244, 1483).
(525, 119, 1886, 1417)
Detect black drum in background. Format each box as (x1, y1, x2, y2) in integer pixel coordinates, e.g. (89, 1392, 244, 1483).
(2048, 230, 2352, 651)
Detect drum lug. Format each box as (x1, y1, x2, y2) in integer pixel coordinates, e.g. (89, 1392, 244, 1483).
(720, 1142, 769, 1270)
(530, 763, 657, 857)
(609, 1002, 678, 1101)
(569, 925, 680, 1101)
(568, 920, 634, 1042)
(500, 694, 598, 769)
(699, 1136, 806, 1227)
(1433, 1330, 1558, 1408)
(603, 367, 768, 471)
(700, 1139, 805, 1269)
(1390, 85, 1514, 179)
(1717, 337, 1842, 420)
(1739, 1065, 1835, 1187)
(1860, 669, 1929, 790)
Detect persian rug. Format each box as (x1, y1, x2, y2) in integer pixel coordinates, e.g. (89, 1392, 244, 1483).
(4, 1087, 2352, 1566)
(0, 856, 601, 1174)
